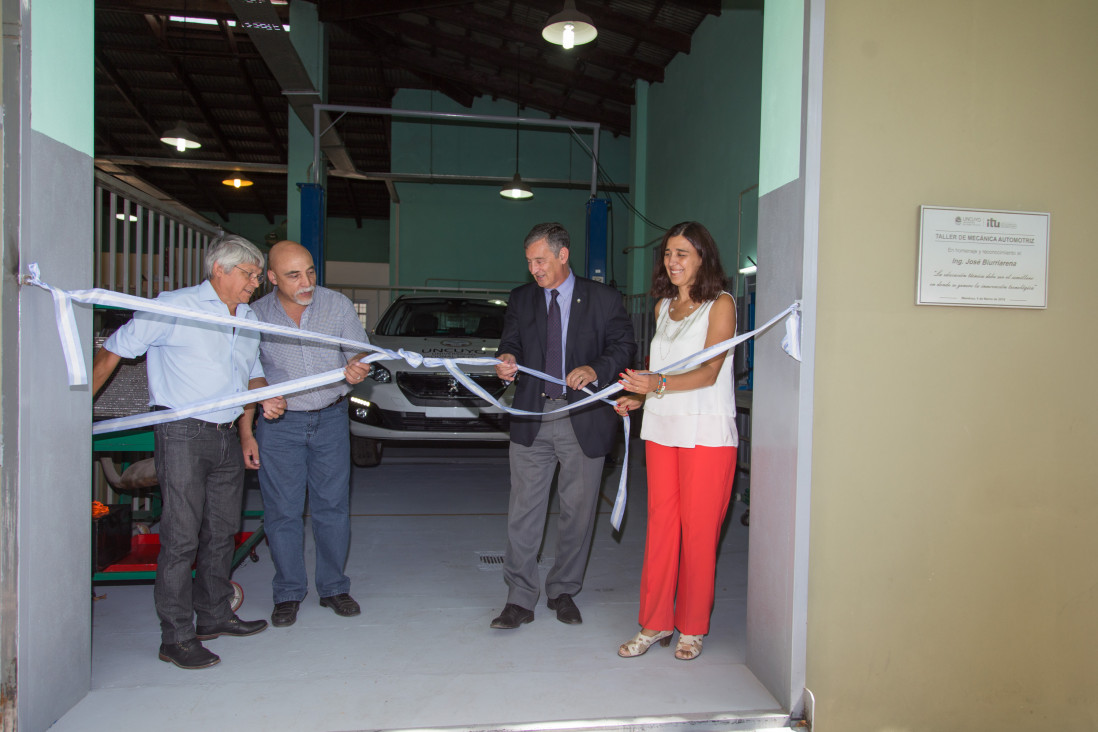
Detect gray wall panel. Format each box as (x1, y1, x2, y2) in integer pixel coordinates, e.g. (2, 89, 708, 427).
(17, 128, 93, 731)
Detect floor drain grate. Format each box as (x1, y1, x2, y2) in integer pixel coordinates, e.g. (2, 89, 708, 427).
(477, 551, 546, 570)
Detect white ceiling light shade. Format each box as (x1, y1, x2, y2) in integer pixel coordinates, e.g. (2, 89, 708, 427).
(542, 0, 597, 49)
(500, 173, 533, 200)
(160, 121, 201, 152)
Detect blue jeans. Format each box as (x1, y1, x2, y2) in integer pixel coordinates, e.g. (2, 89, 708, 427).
(153, 419, 245, 644)
(255, 401, 352, 604)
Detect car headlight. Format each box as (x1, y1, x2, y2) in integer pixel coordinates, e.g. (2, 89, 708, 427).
(368, 363, 392, 383)
(349, 396, 381, 425)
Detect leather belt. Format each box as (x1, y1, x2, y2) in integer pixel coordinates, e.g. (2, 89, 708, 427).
(151, 406, 236, 430)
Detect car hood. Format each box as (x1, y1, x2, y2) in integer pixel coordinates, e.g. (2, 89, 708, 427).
(367, 334, 500, 362)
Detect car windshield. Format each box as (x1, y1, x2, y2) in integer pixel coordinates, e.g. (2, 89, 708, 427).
(375, 298, 507, 338)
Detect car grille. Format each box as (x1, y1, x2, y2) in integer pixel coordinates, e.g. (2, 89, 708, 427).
(376, 410, 509, 433)
(395, 372, 509, 407)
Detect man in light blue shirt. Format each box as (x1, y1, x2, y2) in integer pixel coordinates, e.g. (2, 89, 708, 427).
(240, 241, 370, 628)
(92, 234, 286, 670)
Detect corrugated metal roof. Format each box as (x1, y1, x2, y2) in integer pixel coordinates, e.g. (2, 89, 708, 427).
(95, 0, 739, 223)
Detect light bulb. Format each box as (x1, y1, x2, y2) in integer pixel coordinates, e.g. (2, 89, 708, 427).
(176, 139, 185, 152)
(562, 23, 575, 49)
(233, 178, 241, 188)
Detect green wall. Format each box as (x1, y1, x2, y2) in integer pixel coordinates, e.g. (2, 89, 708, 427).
(639, 9, 764, 291)
(389, 90, 633, 290)
(326, 216, 389, 262)
(759, 0, 804, 196)
(205, 212, 388, 265)
(31, 0, 94, 153)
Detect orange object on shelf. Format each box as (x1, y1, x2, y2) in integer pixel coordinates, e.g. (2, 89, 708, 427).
(92, 500, 110, 519)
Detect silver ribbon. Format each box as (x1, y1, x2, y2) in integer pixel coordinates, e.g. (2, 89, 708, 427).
(22, 264, 801, 530)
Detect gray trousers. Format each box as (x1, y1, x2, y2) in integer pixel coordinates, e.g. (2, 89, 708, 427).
(153, 419, 245, 643)
(504, 400, 605, 610)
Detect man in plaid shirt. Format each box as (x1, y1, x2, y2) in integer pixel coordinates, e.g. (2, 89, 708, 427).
(240, 241, 371, 628)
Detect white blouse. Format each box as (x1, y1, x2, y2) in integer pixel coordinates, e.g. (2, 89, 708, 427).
(640, 295, 738, 448)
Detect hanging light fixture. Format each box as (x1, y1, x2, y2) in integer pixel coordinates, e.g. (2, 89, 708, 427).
(501, 48, 533, 200)
(222, 174, 254, 188)
(501, 172, 533, 200)
(161, 121, 202, 152)
(542, 0, 597, 49)
(161, 9, 201, 152)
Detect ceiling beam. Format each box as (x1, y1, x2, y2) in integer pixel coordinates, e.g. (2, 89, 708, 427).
(95, 51, 166, 142)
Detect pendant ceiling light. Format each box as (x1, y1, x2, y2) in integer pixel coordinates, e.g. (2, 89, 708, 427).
(500, 172, 533, 200)
(501, 48, 533, 200)
(542, 0, 597, 49)
(161, 121, 202, 152)
(222, 175, 254, 188)
(161, 8, 201, 152)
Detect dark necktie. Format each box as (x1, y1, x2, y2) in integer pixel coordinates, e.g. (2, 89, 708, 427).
(545, 289, 563, 398)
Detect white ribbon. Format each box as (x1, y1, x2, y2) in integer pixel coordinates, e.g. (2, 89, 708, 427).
(22, 265, 802, 530)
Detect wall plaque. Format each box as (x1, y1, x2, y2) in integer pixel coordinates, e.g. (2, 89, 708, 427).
(917, 206, 1049, 308)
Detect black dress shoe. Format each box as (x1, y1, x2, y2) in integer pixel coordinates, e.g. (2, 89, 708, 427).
(490, 603, 534, 629)
(158, 639, 220, 669)
(271, 601, 301, 627)
(547, 593, 582, 624)
(195, 614, 268, 640)
(319, 593, 361, 617)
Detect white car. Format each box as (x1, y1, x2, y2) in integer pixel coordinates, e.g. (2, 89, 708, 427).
(348, 295, 514, 466)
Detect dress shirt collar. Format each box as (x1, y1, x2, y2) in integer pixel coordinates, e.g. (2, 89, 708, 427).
(198, 278, 253, 318)
(543, 270, 576, 306)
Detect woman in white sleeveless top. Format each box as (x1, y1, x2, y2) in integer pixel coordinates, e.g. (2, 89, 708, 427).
(614, 221, 738, 661)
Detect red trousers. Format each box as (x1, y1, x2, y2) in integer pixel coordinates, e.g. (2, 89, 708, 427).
(639, 441, 737, 635)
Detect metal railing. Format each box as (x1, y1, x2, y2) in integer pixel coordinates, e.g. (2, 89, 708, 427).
(95, 173, 221, 296)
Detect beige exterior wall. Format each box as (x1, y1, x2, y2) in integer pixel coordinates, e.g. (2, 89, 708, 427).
(808, 1, 1098, 728)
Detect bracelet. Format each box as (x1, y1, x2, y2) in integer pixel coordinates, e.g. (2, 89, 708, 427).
(653, 373, 667, 397)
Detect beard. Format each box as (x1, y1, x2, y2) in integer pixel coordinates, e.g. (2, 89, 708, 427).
(291, 286, 315, 306)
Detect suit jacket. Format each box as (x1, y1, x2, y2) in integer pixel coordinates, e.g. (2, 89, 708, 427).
(497, 275, 636, 458)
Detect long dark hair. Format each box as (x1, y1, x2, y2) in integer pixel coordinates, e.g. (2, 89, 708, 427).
(650, 221, 728, 302)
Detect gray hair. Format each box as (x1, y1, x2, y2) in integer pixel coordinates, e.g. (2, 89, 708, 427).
(204, 234, 264, 278)
(523, 222, 570, 254)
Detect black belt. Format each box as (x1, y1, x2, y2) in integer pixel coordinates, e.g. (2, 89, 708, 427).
(300, 394, 347, 413)
(541, 394, 568, 401)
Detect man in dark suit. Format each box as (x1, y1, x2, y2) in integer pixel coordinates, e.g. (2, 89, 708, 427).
(491, 222, 635, 629)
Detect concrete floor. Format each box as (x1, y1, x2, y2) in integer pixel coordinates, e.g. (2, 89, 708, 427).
(54, 440, 783, 731)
